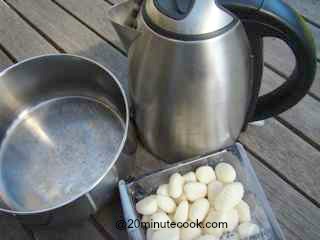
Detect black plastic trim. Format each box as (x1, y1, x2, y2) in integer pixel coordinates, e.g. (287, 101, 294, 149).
(220, 0, 316, 121)
(142, 4, 239, 41)
(219, 0, 264, 11)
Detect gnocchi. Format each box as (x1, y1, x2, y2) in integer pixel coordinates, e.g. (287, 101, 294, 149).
(157, 184, 169, 196)
(224, 209, 239, 232)
(236, 200, 251, 223)
(215, 163, 236, 183)
(183, 171, 197, 183)
(203, 209, 228, 237)
(207, 180, 224, 204)
(169, 173, 184, 199)
(189, 198, 210, 222)
(135, 163, 260, 240)
(184, 182, 207, 202)
(174, 200, 189, 223)
(214, 182, 244, 211)
(150, 211, 171, 230)
(142, 214, 151, 224)
(180, 222, 202, 240)
(196, 235, 219, 240)
(157, 195, 176, 213)
(175, 193, 188, 205)
(195, 166, 216, 184)
(136, 195, 158, 215)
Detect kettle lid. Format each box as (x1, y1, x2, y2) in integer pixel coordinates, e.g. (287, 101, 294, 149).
(143, 0, 236, 38)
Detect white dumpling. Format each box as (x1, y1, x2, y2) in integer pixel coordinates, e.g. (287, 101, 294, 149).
(238, 222, 260, 239)
(214, 182, 244, 211)
(150, 211, 171, 230)
(203, 209, 228, 237)
(189, 198, 210, 222)
(169, 173, 184, 199)
(224, 209, 239, 232)
(180, 222, 202, 240)
(183, 172, 197, 182)
(184, 182, 207, 202)
(136, 195, 158, 215)
(196, 235, 219, 240)
(168, 213, 175, 221)
(157, 195, 176, 213)
(157, 184, 169, 196)
(207, 180, 224, 205)
(175, 192, 188, 204)
(195, 166, 216, 184)
(152, 228, 180, 240)
(215, 163, 236, 183)
(174, 200, 189, 223)
(235, 200, 251, 223)
(141, 214, 151, 224)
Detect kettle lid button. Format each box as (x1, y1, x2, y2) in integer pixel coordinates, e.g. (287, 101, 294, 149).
(144, 0, 235, 36)
(176, 0, 194, 14)
(154, 0, 195, 20)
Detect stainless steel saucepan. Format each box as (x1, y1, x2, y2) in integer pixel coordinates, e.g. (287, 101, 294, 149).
(0, 54, 135, 225)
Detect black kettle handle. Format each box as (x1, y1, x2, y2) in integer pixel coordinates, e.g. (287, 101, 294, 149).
(221, 0, 317, 121)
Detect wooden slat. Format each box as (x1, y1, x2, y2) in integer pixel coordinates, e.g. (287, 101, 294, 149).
(284, 0, 320, 25)
(311, 66, 320, 98)
(261, 67, 320, 146)
(263, 17, 320, 98)
(240, 119, 320, 202)
(0, 2, 58, 60)
(264, 23, 320, 59)
(95, 198, 128, 240)
(264, 38, 320, 98)
(106, 0, 121, 5)
(250, 154, 320, 240)
(308, 23, 320, 58)
(0, 214, 33, 240)
(52, 0, 124, 51)
(32, 221, 107, 240)
(0, 50, 13, 71)
(264, 38, 320, 100)
(5, 0, 129, 93)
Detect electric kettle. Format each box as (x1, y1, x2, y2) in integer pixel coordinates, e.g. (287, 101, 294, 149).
(108, 0, 316, 161)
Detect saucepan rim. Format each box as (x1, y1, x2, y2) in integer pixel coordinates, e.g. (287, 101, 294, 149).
(0, 54, 129, 215)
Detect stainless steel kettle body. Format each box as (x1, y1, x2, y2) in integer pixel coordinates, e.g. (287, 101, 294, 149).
(109, 0, 316, 162)
(129, 21, 252, 161)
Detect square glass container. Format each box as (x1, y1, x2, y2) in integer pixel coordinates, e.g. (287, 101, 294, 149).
(118, 143, 285, 240)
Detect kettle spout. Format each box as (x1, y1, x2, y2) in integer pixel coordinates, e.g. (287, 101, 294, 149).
(108, 0, 142, 52)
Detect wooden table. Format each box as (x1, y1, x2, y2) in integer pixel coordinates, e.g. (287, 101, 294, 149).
(0, 0, 319, 239)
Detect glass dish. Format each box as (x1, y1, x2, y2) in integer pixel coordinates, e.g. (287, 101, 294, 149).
(119, 143, 285, 240)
